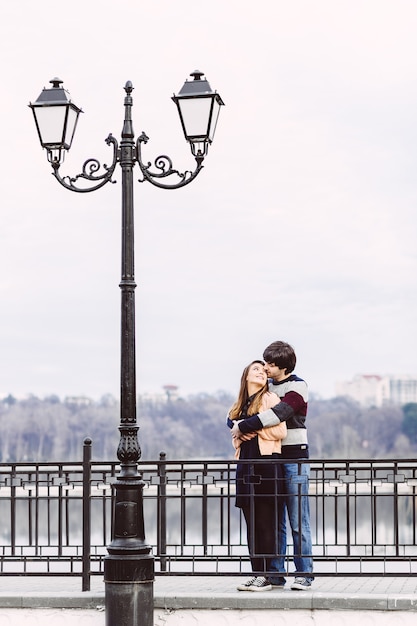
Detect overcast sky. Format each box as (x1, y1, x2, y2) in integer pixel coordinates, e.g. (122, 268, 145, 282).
(1, 1, 416, 401)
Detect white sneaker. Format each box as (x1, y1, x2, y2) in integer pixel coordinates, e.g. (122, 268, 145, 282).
(237, 576, 272, 592)
(291, 577, 312, 590)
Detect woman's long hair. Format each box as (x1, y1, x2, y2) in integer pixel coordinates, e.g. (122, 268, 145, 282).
(229, 360, 268, 421)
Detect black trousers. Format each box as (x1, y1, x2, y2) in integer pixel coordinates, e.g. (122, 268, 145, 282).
(241, 493, 280, 575)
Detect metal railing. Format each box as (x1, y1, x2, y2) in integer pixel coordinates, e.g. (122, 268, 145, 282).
(1, 440, 416, 590)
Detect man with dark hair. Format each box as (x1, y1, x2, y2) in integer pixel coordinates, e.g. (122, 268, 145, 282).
(230, 340, 313, 590)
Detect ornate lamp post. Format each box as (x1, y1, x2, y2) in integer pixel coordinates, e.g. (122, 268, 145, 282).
(29, 72, 224, 626)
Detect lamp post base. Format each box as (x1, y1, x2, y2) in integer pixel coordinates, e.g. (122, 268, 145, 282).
(105, 554, 154, 626)
(104, 477, 154, 626)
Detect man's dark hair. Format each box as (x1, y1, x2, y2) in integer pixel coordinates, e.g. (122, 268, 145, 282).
(263, 341, 296, 374)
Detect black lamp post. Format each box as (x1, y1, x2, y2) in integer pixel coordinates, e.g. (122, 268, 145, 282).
(29, 72, 224, 626)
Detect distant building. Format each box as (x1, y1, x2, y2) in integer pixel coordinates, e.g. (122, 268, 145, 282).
(336, 374, 417, 407)
(139, 386, 179, 404)
(64, 396, 92, 407)
(162, 385, 179, 401)
(389, 377, 417, 405)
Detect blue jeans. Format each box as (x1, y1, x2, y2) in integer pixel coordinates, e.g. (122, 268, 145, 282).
(270, 461, 314, 583)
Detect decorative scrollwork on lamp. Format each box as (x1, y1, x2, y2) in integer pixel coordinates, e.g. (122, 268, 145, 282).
(50, 133, 119, 192)
(136, 132, 203, 188)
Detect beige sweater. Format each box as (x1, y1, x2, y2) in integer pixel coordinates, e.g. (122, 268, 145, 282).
(231, 395, 287, 459)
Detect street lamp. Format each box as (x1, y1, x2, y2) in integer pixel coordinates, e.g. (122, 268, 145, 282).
(29, 71, 224, 626)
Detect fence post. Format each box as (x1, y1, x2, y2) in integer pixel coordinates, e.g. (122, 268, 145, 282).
(10, 465, 16, 555)
(82, 437, 92, 591)
(202, 463, 208, 556)
(158, 451, 167, 572)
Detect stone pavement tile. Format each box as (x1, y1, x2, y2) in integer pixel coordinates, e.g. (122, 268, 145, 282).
(387, 592, 417, 611)
(0, 608, 105, 625)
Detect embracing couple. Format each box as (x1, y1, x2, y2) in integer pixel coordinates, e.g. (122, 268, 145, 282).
(227, 340, 314, 592)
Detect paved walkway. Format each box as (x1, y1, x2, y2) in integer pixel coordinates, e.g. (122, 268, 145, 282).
(0, 575, 417, 611)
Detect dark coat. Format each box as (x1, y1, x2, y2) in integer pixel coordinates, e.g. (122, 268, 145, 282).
(227, 395, 283, 509)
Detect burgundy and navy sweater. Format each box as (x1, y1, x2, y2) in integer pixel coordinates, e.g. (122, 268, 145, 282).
(235, 374, 309, 459)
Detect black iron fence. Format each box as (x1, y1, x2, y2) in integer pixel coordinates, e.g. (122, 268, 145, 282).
(1, 439, 416, 590)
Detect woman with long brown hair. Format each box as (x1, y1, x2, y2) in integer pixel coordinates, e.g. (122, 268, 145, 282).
(228, 360, 286, 592)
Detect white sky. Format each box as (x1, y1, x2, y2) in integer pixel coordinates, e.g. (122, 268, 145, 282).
(1, 1, 416, 401)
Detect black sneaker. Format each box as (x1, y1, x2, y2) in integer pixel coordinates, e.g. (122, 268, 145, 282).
(291, 577, 312, 591)
(237, 576, 272, 592)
